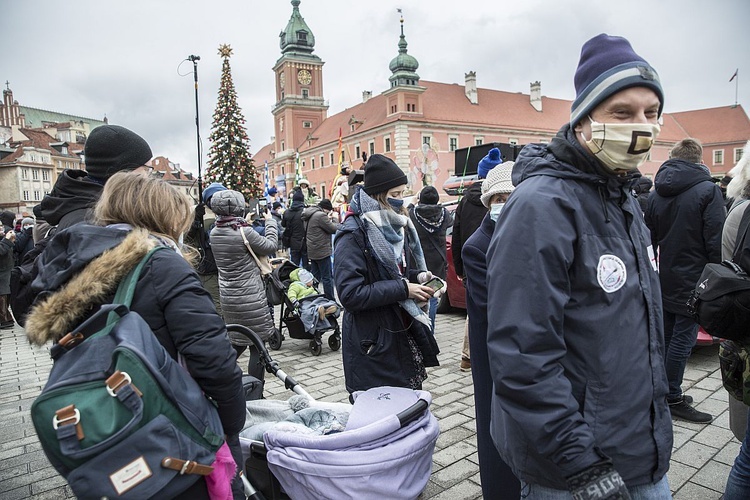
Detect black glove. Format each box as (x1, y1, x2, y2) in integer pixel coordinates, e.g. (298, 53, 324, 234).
(566, 461, 631, 500)
(194, 203, 206, 220)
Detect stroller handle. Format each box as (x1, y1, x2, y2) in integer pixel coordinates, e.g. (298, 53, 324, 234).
(397, 399, 429, 428)
(226, 324, 314, 401)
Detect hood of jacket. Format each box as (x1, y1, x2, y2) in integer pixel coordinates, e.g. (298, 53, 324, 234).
(301, 205, 323, 221)
(412, 204, 447, 233)
(25, 226, 157, 345)
(654, 158, 714, 198)
(462, 182, 484, 207)
(39, 169, 102, 226)
(513, 125, 640, 221)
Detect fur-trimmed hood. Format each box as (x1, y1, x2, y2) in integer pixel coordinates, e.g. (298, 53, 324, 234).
(26, 227, 157, 346)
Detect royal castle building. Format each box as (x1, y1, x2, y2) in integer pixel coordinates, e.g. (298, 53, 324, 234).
(254, 0, 750, 200)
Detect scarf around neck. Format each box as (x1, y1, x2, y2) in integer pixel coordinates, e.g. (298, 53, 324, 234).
(350, 188, 430, 326)
(214, 215, 250, 230)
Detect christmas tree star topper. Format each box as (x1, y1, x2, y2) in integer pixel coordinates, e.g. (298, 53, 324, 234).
(218, 44, 233, 58)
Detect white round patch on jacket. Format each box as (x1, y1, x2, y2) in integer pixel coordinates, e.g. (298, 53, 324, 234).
(597, 254, 627, 293)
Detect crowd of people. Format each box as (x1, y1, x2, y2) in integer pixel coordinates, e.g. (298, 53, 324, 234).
(3, 32, 750, 500)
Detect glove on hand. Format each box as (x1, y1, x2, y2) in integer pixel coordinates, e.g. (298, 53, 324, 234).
(195, 203, 206, 220)
(566, 461, 631, 500)
(417, 271, 433, 284)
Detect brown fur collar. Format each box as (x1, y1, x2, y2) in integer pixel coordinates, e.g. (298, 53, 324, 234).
(25, 228, 157, 346)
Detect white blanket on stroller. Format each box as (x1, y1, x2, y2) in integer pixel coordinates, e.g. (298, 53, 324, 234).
(240, 395, 351, 442)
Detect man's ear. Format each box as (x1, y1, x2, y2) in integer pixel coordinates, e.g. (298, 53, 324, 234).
(573, 121, 584, 134)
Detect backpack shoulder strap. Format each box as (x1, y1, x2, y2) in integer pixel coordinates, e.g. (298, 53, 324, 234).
(732, 205, 750, 268)
(112, 246, 171, 309)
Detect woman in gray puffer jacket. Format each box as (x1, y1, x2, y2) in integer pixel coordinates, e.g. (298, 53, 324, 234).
(210, 190, 278, 341)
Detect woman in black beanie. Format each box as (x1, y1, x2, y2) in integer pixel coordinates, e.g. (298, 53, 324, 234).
(333, 154, 440, 395)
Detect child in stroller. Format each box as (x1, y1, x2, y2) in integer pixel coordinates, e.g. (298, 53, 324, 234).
(269, 260, 342, 356)
(287, 268, 339, 331)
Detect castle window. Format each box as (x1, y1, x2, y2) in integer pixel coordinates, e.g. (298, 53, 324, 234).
(302, 89, 309, 99)
(303, 121, 312, 128)
(384, 137, 391, 152)
(713, 150, 724, 165)
(449, 137, 458, 152)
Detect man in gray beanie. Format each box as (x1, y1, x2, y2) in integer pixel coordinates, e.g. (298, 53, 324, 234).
(484, 34, 671, 499)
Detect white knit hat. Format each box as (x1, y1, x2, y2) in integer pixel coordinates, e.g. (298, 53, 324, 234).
(480, 161, 515, 208)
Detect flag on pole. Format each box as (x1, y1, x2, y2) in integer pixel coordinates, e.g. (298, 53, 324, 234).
(730, 69, 738, 82)
(295, 151, 301, 185)
(264, 160, 270, 196)
(336, 127, 343, 170)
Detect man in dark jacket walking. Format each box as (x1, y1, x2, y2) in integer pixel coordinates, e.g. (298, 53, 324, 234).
(303, 199, 341, 300)
(486, 34, 671, 498)
(453, 147, 501, 370)
(409, 186, 453, 333)
(282, 189, 310, 270)
(645, 138, 725, 423)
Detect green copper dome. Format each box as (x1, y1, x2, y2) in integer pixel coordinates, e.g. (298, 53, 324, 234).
(388, 18, 420, 87)
(279, 0, 315, 54)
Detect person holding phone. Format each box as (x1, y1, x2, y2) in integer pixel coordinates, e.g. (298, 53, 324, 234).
(0, 212, 16, 329)
(334, 154, 440, 395)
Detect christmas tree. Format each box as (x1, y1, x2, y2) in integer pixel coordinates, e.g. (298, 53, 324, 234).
(205, 44, 262, 200)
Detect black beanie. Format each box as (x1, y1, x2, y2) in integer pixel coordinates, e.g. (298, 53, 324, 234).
(419, 186, 440, 205)
(292, 189, 305, 203)
(84, 125, 152, 180)
(318, 199, 333, 211)
(363, 154, 407, 195)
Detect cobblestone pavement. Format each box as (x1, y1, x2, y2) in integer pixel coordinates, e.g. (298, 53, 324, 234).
(0, 310, 739, 499)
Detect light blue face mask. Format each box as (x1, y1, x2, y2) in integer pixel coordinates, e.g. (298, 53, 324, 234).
(387, 198, 404, 210)
(489, 203, 505, 222)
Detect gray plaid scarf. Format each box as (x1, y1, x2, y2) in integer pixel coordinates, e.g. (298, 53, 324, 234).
(351, 188, 430, 326)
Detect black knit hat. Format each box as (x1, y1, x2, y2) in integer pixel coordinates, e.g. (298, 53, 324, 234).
(363, 154, 407, 195)
(292, 189, 305, 203)
(318, 199, 333, 211)
(84, 125, 152, 179)
(419, 186, 439, 205)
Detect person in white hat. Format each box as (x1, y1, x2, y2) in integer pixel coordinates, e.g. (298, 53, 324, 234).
(461, 162, 519, 499)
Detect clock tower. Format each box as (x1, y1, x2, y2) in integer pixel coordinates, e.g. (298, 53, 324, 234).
(272, 0, 327, 185)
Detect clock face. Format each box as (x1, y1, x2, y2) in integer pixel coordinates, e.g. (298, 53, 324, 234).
(297, 69, 312, 85)
(279, 72, 285, 89)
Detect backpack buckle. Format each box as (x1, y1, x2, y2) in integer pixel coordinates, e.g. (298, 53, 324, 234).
(58, 332, 85, 349)
(106, 371, 142, 398)
(53, 404, 84, 440)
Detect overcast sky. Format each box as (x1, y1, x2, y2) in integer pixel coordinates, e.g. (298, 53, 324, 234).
(2, 0, 748, 175)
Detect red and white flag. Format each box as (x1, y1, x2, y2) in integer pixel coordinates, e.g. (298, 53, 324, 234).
(730, 69, 738, 82)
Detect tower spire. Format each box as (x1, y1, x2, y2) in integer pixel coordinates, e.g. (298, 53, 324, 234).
(388, 10, 420, 88)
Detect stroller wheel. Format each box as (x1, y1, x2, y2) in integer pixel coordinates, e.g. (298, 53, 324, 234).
(268, 328, 283, 350)
(310, 340, 322, 356)
(328, 333, 341, 351)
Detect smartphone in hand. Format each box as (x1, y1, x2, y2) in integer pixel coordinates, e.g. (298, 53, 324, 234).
(423, 277, 446, 292)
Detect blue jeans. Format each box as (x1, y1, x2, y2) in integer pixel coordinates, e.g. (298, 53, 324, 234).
(521, 475, 670, 499)
(663, 311, 699, 401)
(427, 297, 437, 335)
(726, 409, 750, 499)
(310, 257, 335, 301)
(290, 248, 310, 270)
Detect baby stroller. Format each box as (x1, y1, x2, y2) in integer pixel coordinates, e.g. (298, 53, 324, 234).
(266, 259, 342, 356)
(227, 324, 440, 500)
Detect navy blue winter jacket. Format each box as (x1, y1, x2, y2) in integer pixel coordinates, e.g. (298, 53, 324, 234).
(333, 216, 439, 394)
(645, 158, 726, 315)
(485, 125, 672, 489)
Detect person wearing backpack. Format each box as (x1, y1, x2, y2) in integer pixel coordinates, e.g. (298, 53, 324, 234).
(25, 172, 246, 499)
(645, 138, 726, 423)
